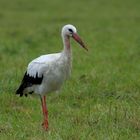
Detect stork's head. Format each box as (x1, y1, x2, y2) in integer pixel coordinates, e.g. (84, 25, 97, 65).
(62, 24, 88, 51)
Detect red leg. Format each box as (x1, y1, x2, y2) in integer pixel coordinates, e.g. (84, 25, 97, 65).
(41, 96, 49, 130)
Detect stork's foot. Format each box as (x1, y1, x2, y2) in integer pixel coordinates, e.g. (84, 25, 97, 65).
(42, 120, 49, 131)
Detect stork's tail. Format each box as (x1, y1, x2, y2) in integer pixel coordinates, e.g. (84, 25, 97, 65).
(16, 72, 28, 97)
(16, 83, 26, 97)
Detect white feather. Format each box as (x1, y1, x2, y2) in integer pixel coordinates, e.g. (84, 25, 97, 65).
(27, 53, 61, 78)
(26, 51, 72, 95)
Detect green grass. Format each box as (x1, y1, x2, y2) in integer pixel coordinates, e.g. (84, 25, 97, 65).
(0, 0, 140, 139)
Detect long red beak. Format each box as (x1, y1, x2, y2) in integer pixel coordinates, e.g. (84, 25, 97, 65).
(72, 33, 88, 51)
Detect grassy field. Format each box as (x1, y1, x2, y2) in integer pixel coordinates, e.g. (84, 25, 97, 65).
(0, 0, 140, 139)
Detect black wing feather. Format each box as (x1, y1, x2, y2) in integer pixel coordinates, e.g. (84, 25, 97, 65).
(16, 71, 43, 97)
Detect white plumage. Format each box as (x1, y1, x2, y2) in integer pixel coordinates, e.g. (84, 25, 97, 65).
(26, 51, 71, 94)
(16, 24, 87, 130)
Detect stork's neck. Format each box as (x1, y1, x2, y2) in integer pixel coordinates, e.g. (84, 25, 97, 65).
(62, 35, 71, 54)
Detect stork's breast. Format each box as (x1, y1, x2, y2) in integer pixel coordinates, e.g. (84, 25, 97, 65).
(42, 58, 71, 92)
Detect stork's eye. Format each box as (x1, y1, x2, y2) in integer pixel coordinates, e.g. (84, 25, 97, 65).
(68, 29, 73, 33)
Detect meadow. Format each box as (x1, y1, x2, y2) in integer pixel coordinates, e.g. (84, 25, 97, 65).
(0, 0, 140, 139)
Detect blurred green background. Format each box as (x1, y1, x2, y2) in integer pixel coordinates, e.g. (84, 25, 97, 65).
(0, 0, 140, 139)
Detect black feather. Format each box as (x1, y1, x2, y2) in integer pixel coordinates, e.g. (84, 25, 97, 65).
(16, 72, 43, 97)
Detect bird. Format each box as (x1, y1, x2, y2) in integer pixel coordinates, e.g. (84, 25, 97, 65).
(16, 24, 88, 131)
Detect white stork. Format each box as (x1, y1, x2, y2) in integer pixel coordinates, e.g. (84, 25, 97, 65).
(16, 24, 88, 131)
